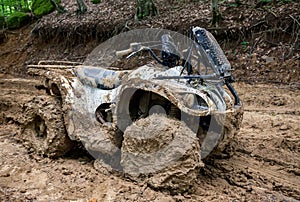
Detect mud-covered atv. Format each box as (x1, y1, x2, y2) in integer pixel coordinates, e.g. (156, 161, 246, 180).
(22, 27, 243, 190)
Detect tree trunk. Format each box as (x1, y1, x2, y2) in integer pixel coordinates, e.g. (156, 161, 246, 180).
(212, 0, 221, 27)
(18, 0, 22, 10)
(24, 0, 29, 9)
(8, 4, 12, 14)
(50, 0, 66, 14)
(135, 0, 158, 20)
(235, 0, 241, 6)
(76, 0, 87, 14)
(1, 3, 5, 13)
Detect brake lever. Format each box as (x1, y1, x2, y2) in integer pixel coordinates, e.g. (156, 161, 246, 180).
(126, 51, 138, 59)
(126, 46, 146, 60)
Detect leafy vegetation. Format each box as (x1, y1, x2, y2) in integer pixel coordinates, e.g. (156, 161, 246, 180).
(6, 11, 29, 29)
(31, 0, 59, 18)
(0, 0, 32, 16)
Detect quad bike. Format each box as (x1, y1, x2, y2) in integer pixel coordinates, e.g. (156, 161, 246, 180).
(22, 27, 243, 190)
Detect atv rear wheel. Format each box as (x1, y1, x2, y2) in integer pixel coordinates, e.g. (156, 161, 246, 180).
(121, 114, 204, 193)
(21, 95, 73, 157)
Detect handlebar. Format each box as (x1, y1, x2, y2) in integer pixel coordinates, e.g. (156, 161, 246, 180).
(115, 42, 165, 65)
(115, 48, 134, 57)
(115, 38, 182, 69)
(115, 43, 141, 57)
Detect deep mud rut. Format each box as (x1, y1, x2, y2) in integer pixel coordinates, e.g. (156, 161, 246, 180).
(0, 75, 299, 201)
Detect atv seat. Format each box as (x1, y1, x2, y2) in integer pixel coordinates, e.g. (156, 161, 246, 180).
(74, 66, 129, 90)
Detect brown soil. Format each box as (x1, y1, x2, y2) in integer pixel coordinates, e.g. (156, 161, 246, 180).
(0, 0, 299, 201)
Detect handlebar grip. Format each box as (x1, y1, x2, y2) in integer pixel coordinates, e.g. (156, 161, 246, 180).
(115, 48, 133, 57)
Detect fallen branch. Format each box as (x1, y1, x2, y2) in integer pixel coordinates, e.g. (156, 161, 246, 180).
(289, 15, 300, 27)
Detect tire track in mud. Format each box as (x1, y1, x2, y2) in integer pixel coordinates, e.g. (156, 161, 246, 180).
(195, 149, 299, 201)
(0, 76, 45, 125)
(207, 83, 300, 200)
(222, 154, 300, 200)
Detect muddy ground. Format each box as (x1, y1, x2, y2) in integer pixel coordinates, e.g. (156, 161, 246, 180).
(0, 0, 300, 201)
(0, 76, 299, 201)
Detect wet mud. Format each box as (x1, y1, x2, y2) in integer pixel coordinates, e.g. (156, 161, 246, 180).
(0, 76, 299, 201)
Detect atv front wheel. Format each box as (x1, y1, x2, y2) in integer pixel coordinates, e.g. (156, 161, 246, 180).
(121, 114, 204, 193)
(21, 95, 73, 157)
